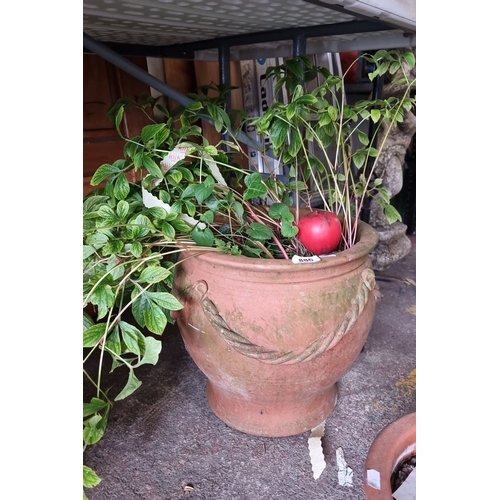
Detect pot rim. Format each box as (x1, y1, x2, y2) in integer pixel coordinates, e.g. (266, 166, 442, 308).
(180, 220, 379, 273)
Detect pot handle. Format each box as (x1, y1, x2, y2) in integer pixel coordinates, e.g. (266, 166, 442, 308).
(171, 280, 208, 320)
(183, 270, 378, 365)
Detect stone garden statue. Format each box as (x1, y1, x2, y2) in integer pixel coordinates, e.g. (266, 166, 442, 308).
(369, 47, 416, 271)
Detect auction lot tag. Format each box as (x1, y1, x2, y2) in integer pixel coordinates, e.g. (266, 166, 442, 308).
(292, 255, 321, 264)
(160, 146, 189, 172)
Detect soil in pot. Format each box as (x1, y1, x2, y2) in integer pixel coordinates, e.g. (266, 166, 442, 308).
(391, 454, 416, 493)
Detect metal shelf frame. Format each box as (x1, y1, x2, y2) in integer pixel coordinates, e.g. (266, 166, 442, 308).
(83, 0, 416, 206)
(83, 19, 403, 59)
(83, 0, 415, 107)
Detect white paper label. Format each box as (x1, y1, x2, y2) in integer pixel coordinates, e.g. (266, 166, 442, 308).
(366, 469, 381, 489)
(160, 146, 188, 172)
(308, 421, 326, 480)
(336, 447, 353, 487)
(141, 187, 205, 229)
(292, 255, 321, 264)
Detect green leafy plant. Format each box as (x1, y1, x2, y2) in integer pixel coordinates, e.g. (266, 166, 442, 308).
(256, 49, 416, 248)
(83, 48, 415, 494)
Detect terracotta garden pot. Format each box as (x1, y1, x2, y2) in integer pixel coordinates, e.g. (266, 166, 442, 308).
(172, 220, 380, 437)
(363, 412, 416, 499)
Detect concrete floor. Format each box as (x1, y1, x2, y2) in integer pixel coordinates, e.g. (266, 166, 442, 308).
(84, 238, 416, 500)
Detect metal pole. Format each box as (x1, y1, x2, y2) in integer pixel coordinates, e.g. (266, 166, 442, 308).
(219, 44, 231, 148)
(290, 34, 307, 196)
(292, 34, 306, 57)
(84, 33, 194, 108)
(219, 45, 231, 103)
(83, 32, 265, 153)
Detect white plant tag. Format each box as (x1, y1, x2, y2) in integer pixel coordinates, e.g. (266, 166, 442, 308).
(292, 255, 321, 264)
(160, 146, 189, 172)
(161, 146, 227, 187)
(141, 187, 205, 229)
(308, 421, 326, 480)
(366, 469, 381, 489)
(202, 152, 227, 187)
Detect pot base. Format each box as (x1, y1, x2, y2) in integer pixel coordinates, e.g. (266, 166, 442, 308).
(206, 380, 338, 437)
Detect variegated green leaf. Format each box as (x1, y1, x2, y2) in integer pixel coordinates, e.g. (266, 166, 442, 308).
(129, 241, 143, 258)
(83, 465, 101, 489)
(269, 118, 289, 150)
(116, 200, 129, 219)
(113, 105, 125, 133)
(161, 221, 176, 239)
(113, 172, 130, 200)
(401, 50, 416, 67)
(353, 150, 367, 169)
(120, 321, 146, 355)
(142, 155, 163, 178)
(105, 326, 122, 355)
(136, 266, 171, 284)
(371, 109, 381, 123)
(287, 127, 302, 158)
(83, 398, 108, 417)
(83, 413, 108, 445)
(114, 371, 142, 401)
(285, 102, 297, 121)
(145, 291, 183, 310)
(383, 204, 402, 224)
(83, 323, 106, 348)
(141, 123, 166, 143)
(89, 284, 115, 319)
(136, 336, 162, 366)
(83, 312, 94, 331)
(144, 304, 167, 334)
(357, 130, 369, 146)
(83, 245, 95, 259)
(85, 232, 108, 249)
(97, 205, 116, 219)
(169, 218, 192, 233)
(102, 239, 124, 256)
(148, 206, 168, 219)
(285, 58, 304, 80)
(294, 94, 317, 105)
(90, 164, 120, 186)
(130, 215, 152, 238)
(167, 170, 183, 185)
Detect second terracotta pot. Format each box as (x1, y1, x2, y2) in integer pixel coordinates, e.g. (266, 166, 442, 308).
(172, 221, 379, 437)
(364, 412, 416, 500)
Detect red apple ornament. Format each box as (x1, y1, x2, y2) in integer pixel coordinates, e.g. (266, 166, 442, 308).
(297, 210, 342, 255)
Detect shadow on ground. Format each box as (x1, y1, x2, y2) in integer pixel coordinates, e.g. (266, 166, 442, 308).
(84, 242, 416, 500)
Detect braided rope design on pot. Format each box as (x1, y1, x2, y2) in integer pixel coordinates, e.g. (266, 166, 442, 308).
(191, 268, 379, 365)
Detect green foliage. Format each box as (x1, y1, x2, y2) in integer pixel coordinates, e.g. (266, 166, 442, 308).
(83, 49, 416, 489)
(83, 464, 101, 499)
(251, 49, 415, 247)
